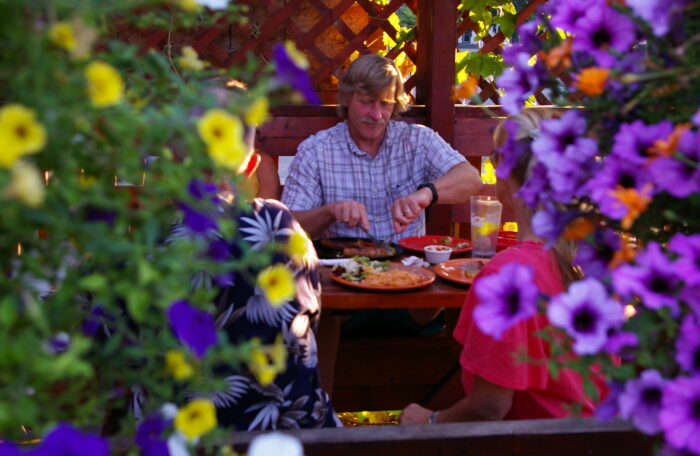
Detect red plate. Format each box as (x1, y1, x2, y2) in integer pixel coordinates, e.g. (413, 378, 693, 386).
(330, 263, 435, 291)
(434, 258, 489, 285)
(398, 235, 471, 253)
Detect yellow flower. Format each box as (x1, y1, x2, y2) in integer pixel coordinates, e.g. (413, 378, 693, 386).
(478, 221, 497, 236)
(165, 350, 194, 380)
(480, 157, 496, 185)
(284, 41, 309, 69)
(257, 264, 295, 307)
(287, 231, 309, 263)
(244, 97, 269, 127)
(249, 347, 277, 386)
(174, 399, 217, 441)
(0, 104, 47, 168)
(176, 0, 202, 11)
(178, 46, 206, 71)
(5, 161, 45, 207)
(197, 109, 247, 171)
(453, 75, 479, 100)
(85, 61, 124, 108)
(574, 67, 610, 96)
(48, 22, 76, 52)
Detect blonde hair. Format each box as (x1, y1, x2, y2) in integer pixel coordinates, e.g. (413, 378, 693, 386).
(336, 54, 410, 119)
(493, 107, 581, 286)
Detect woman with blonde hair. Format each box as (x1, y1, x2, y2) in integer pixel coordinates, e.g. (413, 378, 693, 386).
(400, 108, 606, 425)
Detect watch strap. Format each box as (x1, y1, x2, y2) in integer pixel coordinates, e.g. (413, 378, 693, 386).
(417, 182, 438, 208)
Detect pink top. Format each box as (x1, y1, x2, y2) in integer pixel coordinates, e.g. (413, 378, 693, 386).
(453, 241, 606, 419)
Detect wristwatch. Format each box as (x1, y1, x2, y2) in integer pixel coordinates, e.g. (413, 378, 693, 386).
(417, 182, 438, 208)
(428, 410, 441, 424)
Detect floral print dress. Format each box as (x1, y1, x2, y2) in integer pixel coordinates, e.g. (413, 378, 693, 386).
(169, 198, 340, 431)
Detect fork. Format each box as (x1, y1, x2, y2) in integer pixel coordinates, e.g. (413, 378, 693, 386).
(455, 260, 485, 271)
(361, 228, 391, 249)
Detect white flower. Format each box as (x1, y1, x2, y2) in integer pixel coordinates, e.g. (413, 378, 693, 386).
(248, 432, 303, 456)
(196, 0, 229, 9)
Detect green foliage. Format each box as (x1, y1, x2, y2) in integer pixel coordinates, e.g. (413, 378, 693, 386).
(0, 0, 282, 445)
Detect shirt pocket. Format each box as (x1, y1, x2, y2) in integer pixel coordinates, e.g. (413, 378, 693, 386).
(387, 180, 415, 201)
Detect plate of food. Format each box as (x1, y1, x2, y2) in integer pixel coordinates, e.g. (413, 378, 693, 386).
(315, 237, 403, 260)
(398, 235, 471, 254)
(330, 257, 435, 291)
(433, 258, 489, 285)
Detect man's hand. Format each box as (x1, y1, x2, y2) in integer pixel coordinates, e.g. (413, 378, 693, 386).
(399, 403, 434, 425)
(330, 200, 370, 231)
(392, 187, 432, 234)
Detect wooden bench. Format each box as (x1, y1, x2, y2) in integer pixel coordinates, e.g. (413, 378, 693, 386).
(228, 418, 653, 456)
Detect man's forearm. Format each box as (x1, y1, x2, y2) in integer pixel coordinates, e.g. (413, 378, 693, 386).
(291, 206, 335, 239)
(434, 162, 484, 204)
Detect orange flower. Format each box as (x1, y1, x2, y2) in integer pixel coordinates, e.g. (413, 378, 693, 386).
(609, 184, 653, 231)
(574, 67, 610, 96)
(563, 216, 596, 241)
(453, 75, 479, 100)
(609, 238, 637, 270)
(539, 38, 572, 72)
(648, 123, 691, 158)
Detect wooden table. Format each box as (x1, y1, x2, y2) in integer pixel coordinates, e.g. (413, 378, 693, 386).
(319, 266, 470, 310)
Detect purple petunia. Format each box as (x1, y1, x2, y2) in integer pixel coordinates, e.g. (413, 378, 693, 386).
(596, 380, 623, 422)
(587, 155, 654, 220)
(531, 204, 581, 246)
(81, 305, 114, 337)
(659, 376, 700, 454)
(619, 369, 666, 434)
(136, 414, 171, 456)
(669, 233, 700, 287)
(473, 262, 540, 340)
(273, 43, 321, 105)
(496, 53, 547, 115)
(502, 20, 542, 66)
(516, 161, 551, 208)
(547, 154, 598, 203)
(177, 202, 218, 234)
(167, 300, 218, 358)
(0, 423, 109, 456)
(613, 242, 682, 314)
(571, 5, 637, 68)
(693, 108, 700, 127)
(675, 314, 700, 375)
(604, 328, 638, 358)
(532, 110, 597, 170)
(495, 120, 532, 179)
(627, 0, 689, 36)
(651, 129, 700, 198)
(188, 178, 218, 202)
(610, 120, 674, 164)
(549, 0, 603, 32)
(575, 228, 621, 279)
(207, 237, 231, 261)
(547, 278, 624, 355)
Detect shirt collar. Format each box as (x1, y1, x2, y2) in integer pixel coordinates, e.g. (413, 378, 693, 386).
(342, 120, 396, 157)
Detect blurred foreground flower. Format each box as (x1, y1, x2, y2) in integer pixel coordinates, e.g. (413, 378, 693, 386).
(48, 22, 76, 52)
(273, 41, 321, 104)
(165, 350, 194, 380)
(197, 109, 247, 170)
(5, 161, 46, 207)
(174, 399, 217, 441)
(167, 300, 218, 358)
(0, 104, 46, 167)
(248, 432, 303, 456)
(0, 423, 109, 456)
(178, 46, 207, 71)
(85, 61, 124, 108)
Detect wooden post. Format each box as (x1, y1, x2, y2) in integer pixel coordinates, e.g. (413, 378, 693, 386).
(417, 0, 458, 235)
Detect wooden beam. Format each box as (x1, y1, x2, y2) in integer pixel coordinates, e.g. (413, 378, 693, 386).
(227, 418, 653, 456)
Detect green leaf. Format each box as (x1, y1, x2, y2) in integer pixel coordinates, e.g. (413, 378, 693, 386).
(126, 288, 149, 323)
(496, 12, 516, 38)
(0, 296, 17, 328)
(79, 274, 108, 292)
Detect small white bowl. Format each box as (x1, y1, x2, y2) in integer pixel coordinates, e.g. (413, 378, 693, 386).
(424, 245, 452, 264)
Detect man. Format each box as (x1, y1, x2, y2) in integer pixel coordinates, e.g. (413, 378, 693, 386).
(281, 54, 483, 241)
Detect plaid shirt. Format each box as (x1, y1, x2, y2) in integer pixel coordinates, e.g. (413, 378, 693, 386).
(281, 120, 466, 241)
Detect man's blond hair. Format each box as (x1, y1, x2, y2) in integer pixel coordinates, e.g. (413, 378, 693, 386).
(336, 54, 410, 119)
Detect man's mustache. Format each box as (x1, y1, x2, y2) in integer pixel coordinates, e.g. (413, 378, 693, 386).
(361, 117, 387, 125)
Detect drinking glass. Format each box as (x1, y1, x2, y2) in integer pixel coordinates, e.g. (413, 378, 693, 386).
(470, 195, 502, 258)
